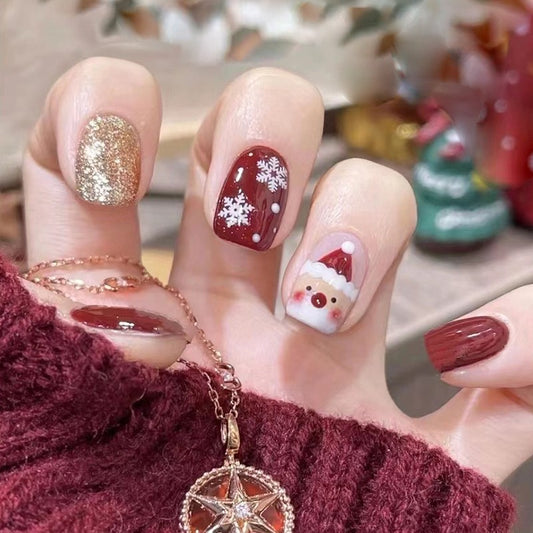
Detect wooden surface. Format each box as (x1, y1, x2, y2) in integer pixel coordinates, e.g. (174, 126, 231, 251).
(390, 226, 533, 346)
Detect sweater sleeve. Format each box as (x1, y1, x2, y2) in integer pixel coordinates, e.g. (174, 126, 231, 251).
(0, 254, 515, 532)
(0, 255, 154, 466)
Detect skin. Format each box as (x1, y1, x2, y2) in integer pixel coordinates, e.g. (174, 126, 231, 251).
(23, 58, 533, 489)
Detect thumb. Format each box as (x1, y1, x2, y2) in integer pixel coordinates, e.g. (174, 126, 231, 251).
(21, 277, 189, 369)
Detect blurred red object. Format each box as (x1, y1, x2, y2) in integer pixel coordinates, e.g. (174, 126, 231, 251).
(507, 180, 533, 227)
(480, 13, 533, 188)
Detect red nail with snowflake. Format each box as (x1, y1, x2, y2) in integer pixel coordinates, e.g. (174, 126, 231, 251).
(214, 146, 289, 251)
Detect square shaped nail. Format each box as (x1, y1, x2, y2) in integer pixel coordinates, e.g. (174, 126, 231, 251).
(75, 114, 140, 206)
(213, 146, 288, 251)
(425, 316, 509, 372)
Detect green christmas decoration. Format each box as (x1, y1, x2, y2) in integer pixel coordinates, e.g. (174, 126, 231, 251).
(413, 110, 509, 252)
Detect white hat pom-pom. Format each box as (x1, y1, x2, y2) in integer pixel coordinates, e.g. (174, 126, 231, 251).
(341, 241, 355, 254)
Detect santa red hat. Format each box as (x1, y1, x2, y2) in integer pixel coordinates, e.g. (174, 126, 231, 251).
(301, 241, 358, 301)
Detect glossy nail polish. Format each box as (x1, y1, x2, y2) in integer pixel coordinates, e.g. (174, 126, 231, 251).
(213, 146, 288, 250)
(75, 115, 140, 206)
(71, 306, 185, 336)
(286, 233, 367, 334)
(425, 316, 509, 372)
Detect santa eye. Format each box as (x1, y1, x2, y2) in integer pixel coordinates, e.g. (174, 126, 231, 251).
(331, 297, 337, 303)
(306, 286, 312, 291)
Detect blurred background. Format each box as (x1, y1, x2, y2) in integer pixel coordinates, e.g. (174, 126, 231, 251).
(1, 0, 533, 529)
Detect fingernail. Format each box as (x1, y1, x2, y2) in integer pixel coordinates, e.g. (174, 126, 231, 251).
(286, 233, 367, 334)
(425, 316, 509, 372)
(71, 305, 185, 336)
(75, 114, 140, 206)
(213, 146, 288, 250)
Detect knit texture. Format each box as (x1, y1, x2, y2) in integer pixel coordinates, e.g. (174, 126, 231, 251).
(0, 255, 514, 532)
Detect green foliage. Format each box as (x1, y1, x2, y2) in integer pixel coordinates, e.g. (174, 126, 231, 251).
(323, 0, 519, 44)
(324, 0, 425, 44)
(390, 0, 423, 19)
(341, 8, 384, 44)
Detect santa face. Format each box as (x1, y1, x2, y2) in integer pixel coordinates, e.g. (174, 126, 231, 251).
(286, 274, 353, 335)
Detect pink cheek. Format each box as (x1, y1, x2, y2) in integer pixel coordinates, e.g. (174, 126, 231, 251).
(292, 290, 304, 302)
(330, 308, 343, 322)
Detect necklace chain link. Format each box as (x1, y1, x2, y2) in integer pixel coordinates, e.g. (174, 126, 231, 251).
(23, 255, 241, 422)
(25, 255, 296, 532)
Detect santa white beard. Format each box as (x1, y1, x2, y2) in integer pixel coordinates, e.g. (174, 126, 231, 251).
(286, 297, 338, 335)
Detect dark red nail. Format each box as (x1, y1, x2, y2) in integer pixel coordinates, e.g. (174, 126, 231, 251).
(213, 146, 288, 251)
(425, 316, 509, 372)
(71, 306, 185, 336)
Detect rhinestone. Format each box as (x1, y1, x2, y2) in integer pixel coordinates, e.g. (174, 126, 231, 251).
(234, 501, 253, 520)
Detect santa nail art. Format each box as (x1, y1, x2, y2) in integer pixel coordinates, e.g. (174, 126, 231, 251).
(286, 233, 367, 334)
(214, 147, 289, 250)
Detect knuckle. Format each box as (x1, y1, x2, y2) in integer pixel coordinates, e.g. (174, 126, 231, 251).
(62, 57, 156, 94)
(318, 158, 417, 234)
(336, 158, 412, 191)
(71, 56, 112, 77)
(329, 158, 415, 208)
(77, 56, 142, 75)
(231, 67, 323, 109)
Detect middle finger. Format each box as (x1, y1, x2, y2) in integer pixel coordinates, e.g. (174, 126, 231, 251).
(171, 68, 324, 310)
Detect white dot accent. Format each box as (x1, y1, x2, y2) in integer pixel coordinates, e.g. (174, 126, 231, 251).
(252, 233, 261, 243)
(516, 22, 530, 36)
(494, 99, 508, 113)
(341, 241, 355, 254)
(271, 202, 280, 214)
(506, 70, 520, 85)
(445, 129, 461, 143)
(501, 135, 516, 151)
(248, 152, 254, 157)
(528, 153, 533, 172)
(273, 227, 277, 234)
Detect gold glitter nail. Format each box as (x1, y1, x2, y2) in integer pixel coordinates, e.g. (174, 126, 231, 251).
(75, 114, 140, 206)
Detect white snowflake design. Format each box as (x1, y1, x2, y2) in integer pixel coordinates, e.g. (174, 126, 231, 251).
(256, 156, 288, 193)
(217, 191, 255, 228)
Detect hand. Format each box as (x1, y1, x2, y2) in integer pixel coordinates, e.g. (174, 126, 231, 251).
(22, 57, 533, 488)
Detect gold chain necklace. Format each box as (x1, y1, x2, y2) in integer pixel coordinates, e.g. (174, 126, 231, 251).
(23, 256, 295, 533)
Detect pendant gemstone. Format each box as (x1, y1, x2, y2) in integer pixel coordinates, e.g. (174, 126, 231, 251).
(234, 501, 253, 520)
(181, 461, 294, 533)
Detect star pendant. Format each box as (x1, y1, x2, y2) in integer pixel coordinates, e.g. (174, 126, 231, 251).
(191, 465, 280, 533)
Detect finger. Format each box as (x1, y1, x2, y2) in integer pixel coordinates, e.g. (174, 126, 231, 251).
(22, 278, 188, 369)
(280, 159, 416, 405)
(282, 158, 416, 337)
(25, 56, 161, 264)
(23, 58, 188, 368)
(171, 68, 324, 307)
(423, 287, 533, 482)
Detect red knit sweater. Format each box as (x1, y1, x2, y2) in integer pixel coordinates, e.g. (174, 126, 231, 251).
(0, 255, 514, 532)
